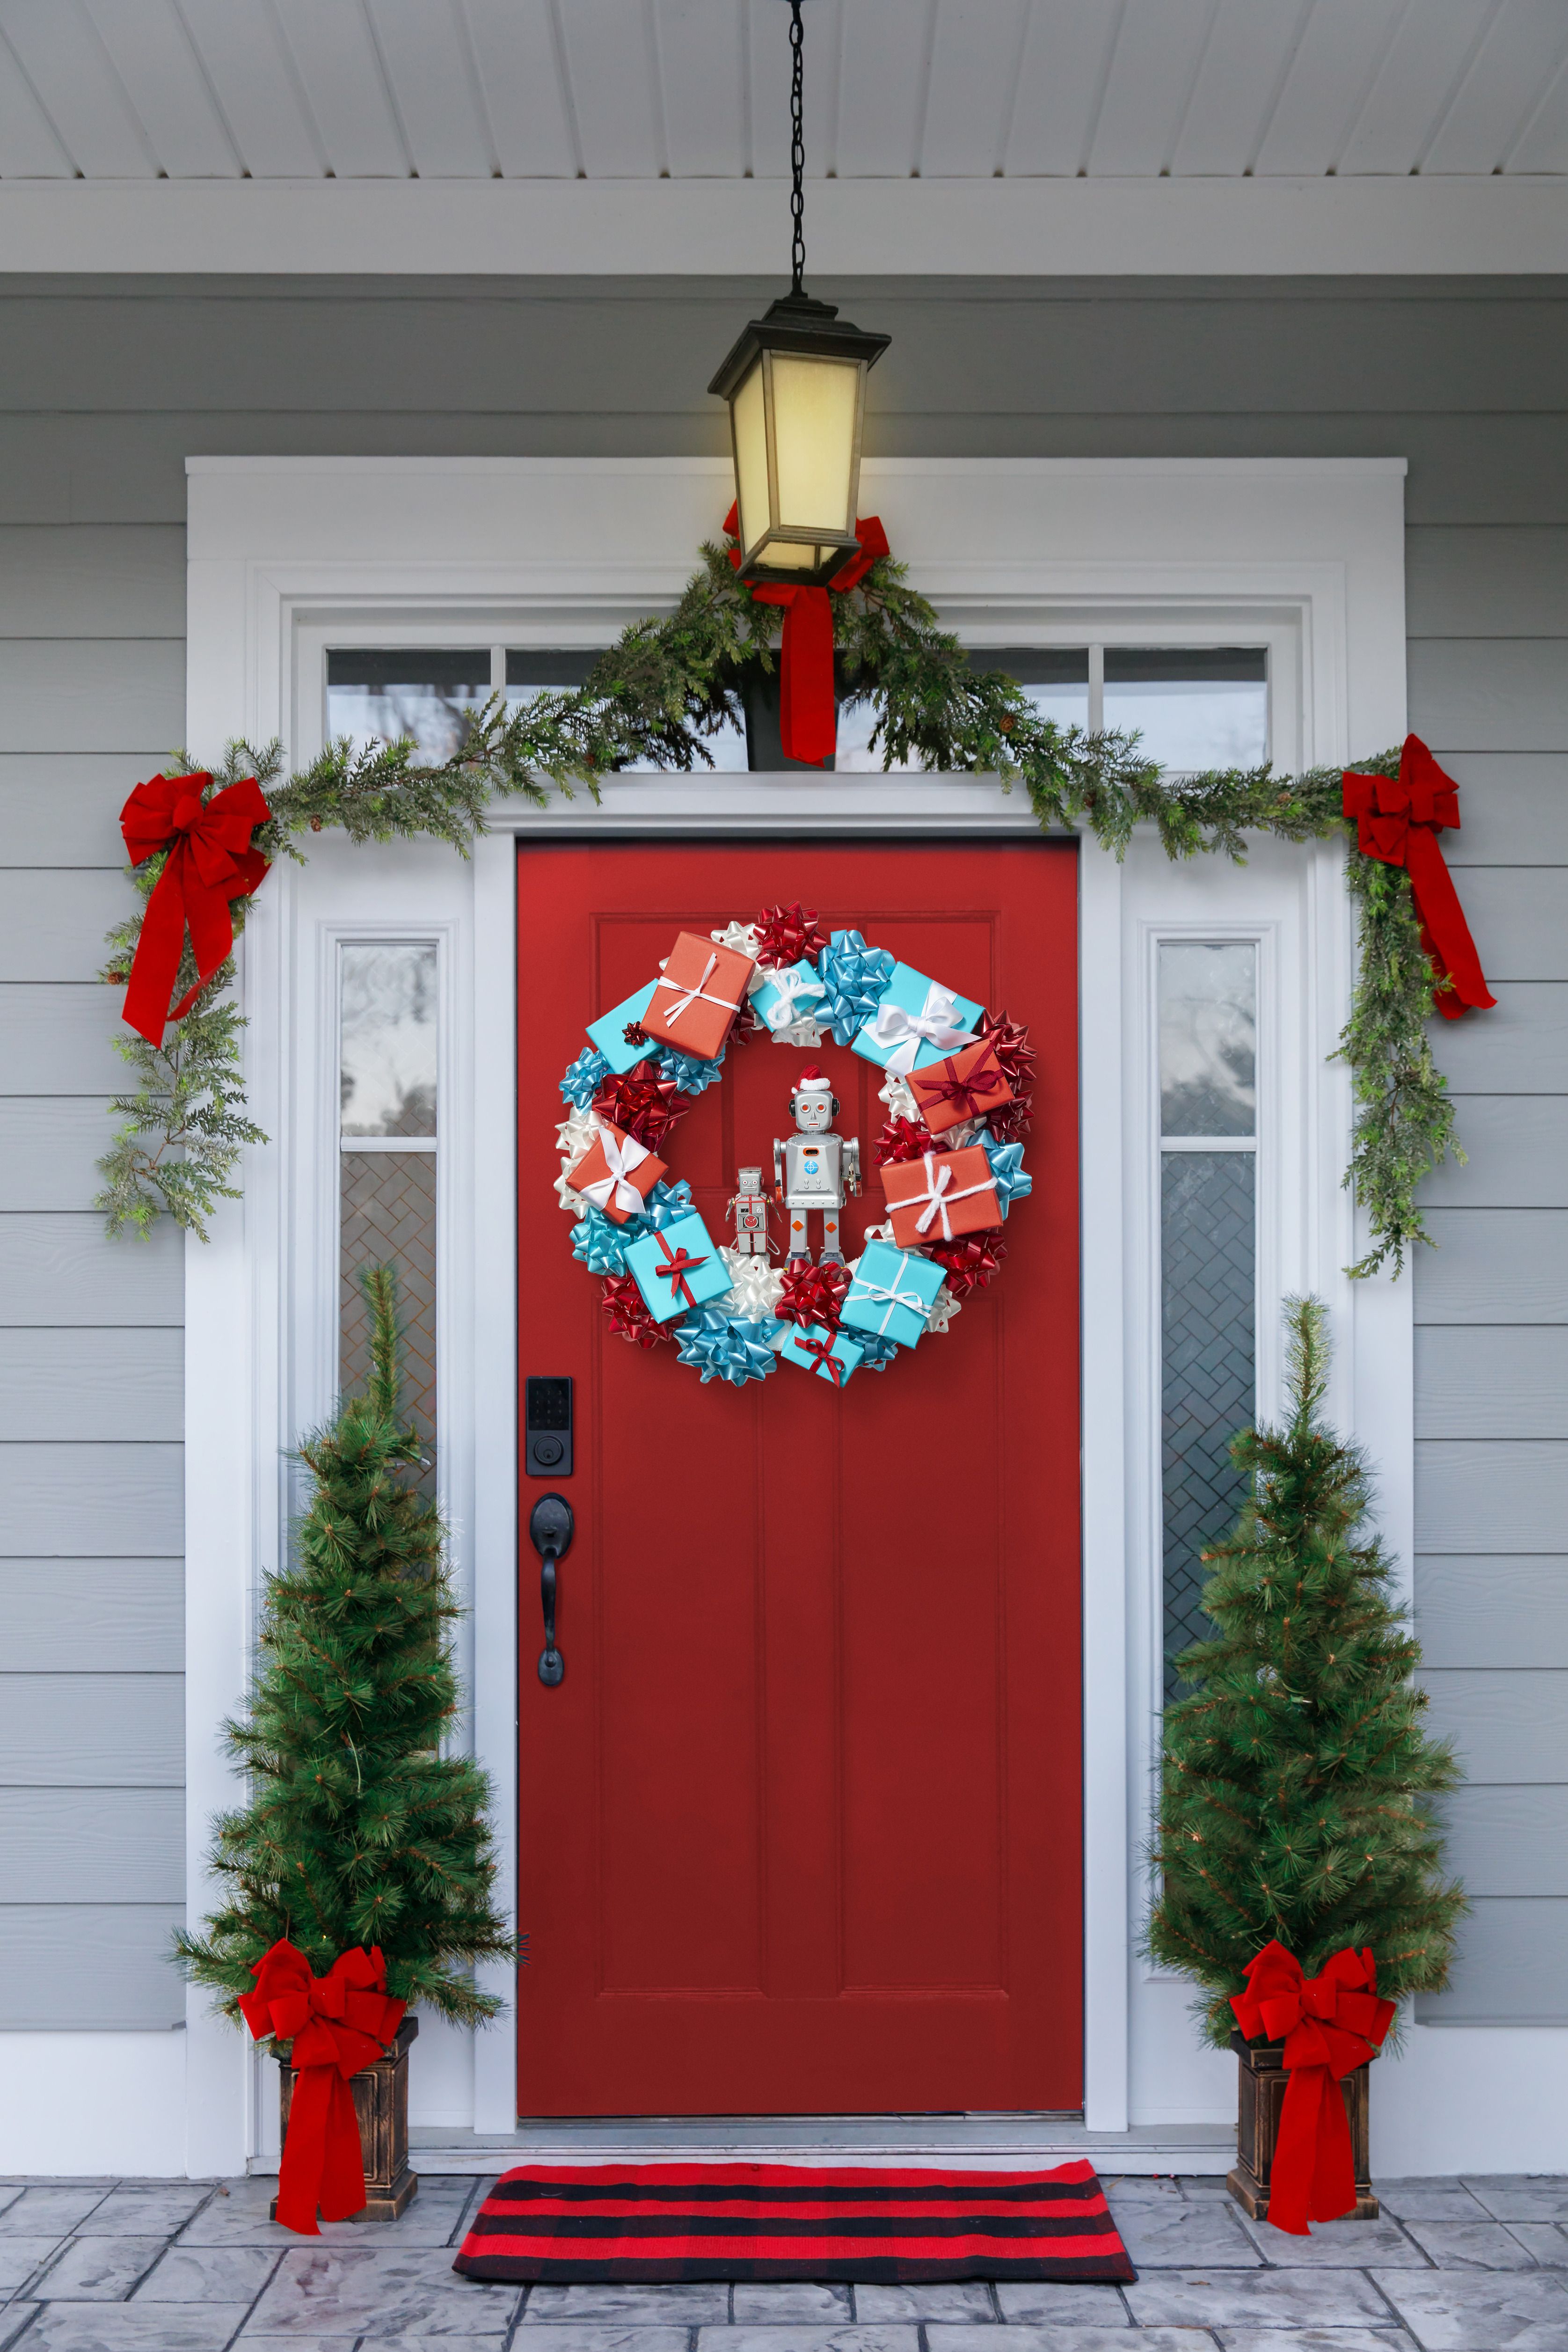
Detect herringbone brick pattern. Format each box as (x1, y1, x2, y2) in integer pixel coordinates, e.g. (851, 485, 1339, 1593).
(340, 1151, 438, 1469)
(1161, 1150, 1254, 1700)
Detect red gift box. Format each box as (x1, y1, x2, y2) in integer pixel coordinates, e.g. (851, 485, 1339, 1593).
(642, 931, 755, 1060)
(908, 1036, 1014, 1135)
(880, 1144, 1000, 1249)
(567, 1118, 666, 1225)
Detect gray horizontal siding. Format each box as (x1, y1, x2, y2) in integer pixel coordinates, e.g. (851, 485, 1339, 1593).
(1407, 530, 1568, 640)
(1439, 757, 1568, 866)
(0, 1330, 182, 1441)
(1422, 872, 1568, 985)
(0, 1213, 182, 1324)
(0, 871, 138, 981)
(1416, 1328, 1568, 1438)
(1416, 1442, 1568, 1553)
(0, 639, 182, 753)
(1409, 641, 1568, 754)
(0, 1101, 128, 1211)
(0, 1906, 183, 2027)
(0, 984, 143, 1092)
(0, 527, 184, 637)
(1420, 1101, 1568, 1209)
(1416, 1899, 1568, 2026)
(1417, 1559, 1568, 1671)
(0, 753, 165, 865)
(1415, 1212, 1568, 1322)
(1430, 986, 1568, 1093)
(1, 1442, 181, 1555)
(1433, 1788, 1568, 1899)
(1424, 1670, 1568, 1782)
(0, 1788, 184, 1902)
(0, 1674, 183, 1785)
(0, 1560, 182, 1670)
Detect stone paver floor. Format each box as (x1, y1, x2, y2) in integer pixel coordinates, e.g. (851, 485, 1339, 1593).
(0, 2171, 1565, 2351)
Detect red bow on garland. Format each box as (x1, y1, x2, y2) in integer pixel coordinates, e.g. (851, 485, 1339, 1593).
(237, 1939, 406, 2236)
(1230, 1942, 1394, 2237)
(724, 502, 891, 767)
(1342, 737, 1495, 1022)
(118, 771, 271, 1047)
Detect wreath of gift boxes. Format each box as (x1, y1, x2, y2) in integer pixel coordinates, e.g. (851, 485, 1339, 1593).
(554, 902, 1035, 1389)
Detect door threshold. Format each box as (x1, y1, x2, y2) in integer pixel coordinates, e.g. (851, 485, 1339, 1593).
(250, 2113, 1238, 2179)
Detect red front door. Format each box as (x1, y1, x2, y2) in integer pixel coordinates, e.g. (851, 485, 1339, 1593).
(516, 841, 1080, 2116)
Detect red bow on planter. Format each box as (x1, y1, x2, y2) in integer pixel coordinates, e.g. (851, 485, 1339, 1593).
(1342, 737, 1495, 1022)
(1230, 1942, 1394, 2237)
(237, 1939, 406, 2236)
(119, 771, 271, 1047)
(724, 503, 891, 767)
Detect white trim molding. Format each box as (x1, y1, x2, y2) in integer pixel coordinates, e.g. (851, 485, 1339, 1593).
(2, 174, 1566, 277)
(164, 451, 1561, 2181)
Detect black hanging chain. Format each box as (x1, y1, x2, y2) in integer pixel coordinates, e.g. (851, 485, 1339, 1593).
(788, 0, 806, 297)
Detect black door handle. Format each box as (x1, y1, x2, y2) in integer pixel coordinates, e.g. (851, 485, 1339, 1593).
(530, 1493, 574, 1687)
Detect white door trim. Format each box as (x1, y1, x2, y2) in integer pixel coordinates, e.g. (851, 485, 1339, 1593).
(182, 454, 1409, 2171)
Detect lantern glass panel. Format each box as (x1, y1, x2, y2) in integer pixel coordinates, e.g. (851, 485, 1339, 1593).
(731, 357, 771, 563)
(770, 352, 861, 542)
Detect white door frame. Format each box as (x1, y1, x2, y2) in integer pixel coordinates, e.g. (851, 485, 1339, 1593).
(180, 453, 1413, 2175)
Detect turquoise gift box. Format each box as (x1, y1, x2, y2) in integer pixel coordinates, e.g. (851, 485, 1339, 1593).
(779, 1321, 864, 1388)
(622, 1209, 732, 1326)
(587, 980, 658, 1075)
(751, 957, 827, 1036)
(850, 961, 984, 1075)
(840, 1240, 945, 1350)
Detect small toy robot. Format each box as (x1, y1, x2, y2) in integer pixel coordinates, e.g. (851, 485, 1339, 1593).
(729, 1167, 772, 1256)
(773, 1066, 861, 1264)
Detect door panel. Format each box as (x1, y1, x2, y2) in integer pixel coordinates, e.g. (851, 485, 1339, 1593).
(517, 842, 1080, 2115)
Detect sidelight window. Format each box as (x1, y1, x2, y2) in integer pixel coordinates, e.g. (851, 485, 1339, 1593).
(1157, 940, 1258, 1702)
(337, 940, 439, 1473)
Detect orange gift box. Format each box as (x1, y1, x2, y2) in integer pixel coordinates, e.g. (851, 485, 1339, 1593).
(880, 1144, 1000, 1249)
(908, 1036, 1014, 1135)
(642, 931, 755, 1060)
(567, 1118, 666, 1225)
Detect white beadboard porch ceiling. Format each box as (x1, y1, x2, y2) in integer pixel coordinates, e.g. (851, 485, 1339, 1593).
(0, 0, 1565, 185)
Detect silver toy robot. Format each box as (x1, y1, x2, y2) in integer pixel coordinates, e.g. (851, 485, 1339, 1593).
(729, 1167, 771, 1256)
(773, 1066, 861, 1263)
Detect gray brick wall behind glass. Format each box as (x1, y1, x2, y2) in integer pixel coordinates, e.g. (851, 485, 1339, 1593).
(0, 271, 1561, 2026)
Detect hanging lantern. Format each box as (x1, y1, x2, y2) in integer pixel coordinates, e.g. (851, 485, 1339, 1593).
(708, 1, 889, 590)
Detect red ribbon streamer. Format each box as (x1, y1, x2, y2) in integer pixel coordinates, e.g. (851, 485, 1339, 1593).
(651, 1230, 707, 1311)
(800, 1332, 850, 1387)
(724, 503, 891, 767)
(1230, 1942, 1394, 2237)
(237, 1939, 406, 2236)
(1342, 737, 1495, 1023)
(119, 771, 271, 1047)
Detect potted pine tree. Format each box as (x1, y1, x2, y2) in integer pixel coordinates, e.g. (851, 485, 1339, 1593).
(1146, 1297, 1465, 2228)
(177, 1265, 518, 2230)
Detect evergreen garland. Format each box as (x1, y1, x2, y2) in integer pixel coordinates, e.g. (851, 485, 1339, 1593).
(175, 1264, 518, 2028)
(100, 530, 1458, 1274)
(1145, 1297, 1465, 2042)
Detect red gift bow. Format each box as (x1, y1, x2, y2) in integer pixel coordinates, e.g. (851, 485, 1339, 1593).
(799, 1330, 851, 1387)
(1230, 1942, 1394, 2237)
(119, 771, 271, 1047)
(724, 502, 891, 767)
(917, 1040, 1008, 1123)
(237, 1939, 406, 2236)
(650, 1229, 707, 1312)
(1342, 737, 1495, 1023)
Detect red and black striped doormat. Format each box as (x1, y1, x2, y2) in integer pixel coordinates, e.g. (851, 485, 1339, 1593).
(452, 2160, 1135, 2283)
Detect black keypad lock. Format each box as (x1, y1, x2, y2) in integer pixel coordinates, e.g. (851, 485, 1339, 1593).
(525, 1377, 573, 1478)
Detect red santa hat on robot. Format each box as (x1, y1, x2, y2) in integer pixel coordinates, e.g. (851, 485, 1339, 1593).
(792, 1064, 838, 1116)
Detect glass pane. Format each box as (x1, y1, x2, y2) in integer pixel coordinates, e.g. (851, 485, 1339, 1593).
(1159, 940, 1256, 1138)
(835, 647, 1090, 773)
(341, 1152, 436, 1468)
(1162, 1151, 1255, 1700)
(341, 942, 437, 1138)
(327, 649, 490, 762)
(505, 649, 748, 773)
(1104, 646, 1268, 772)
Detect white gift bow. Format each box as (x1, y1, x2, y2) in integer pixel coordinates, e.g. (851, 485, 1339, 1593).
(759, 964, 827, 1031)
(846, 1266, 933, 1336)
(655, 950, 743, 1034)
(902, 1150, 994, 1241)
(870, 981, 977, 1077)
(578, 1126, 652, 1217)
